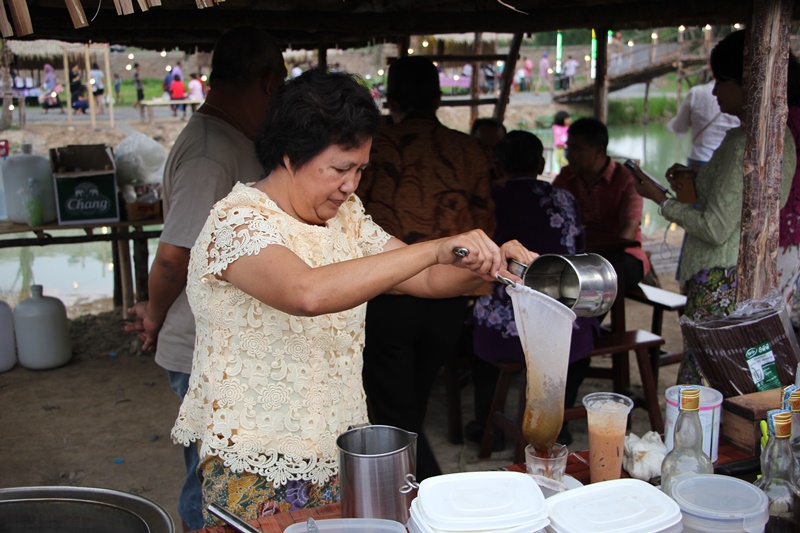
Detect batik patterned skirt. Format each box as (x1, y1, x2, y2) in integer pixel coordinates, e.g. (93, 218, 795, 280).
(199, 455, 339, 527)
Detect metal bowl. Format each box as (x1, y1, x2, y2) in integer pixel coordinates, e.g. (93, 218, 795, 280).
(0, 486, 174, 533)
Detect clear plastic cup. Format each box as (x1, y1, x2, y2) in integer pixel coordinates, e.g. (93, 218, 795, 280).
(582, 392, 634, 483)
(525, 443, 568, 483)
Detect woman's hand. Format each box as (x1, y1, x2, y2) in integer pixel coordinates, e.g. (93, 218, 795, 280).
(632, 168, 669, 204)
(499, 240, 538, 282)
(437, 229, 502, 282)
(665, 164, 696, 192)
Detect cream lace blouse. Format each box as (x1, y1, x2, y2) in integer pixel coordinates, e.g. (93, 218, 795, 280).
(171, 183, 392, 485)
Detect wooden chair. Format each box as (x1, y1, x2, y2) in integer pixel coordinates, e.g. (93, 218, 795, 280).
(478, 329, 666, 464)
(626, 283, 687, 380)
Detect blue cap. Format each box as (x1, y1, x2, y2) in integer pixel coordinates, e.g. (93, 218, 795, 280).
(543, 52, 549, 57)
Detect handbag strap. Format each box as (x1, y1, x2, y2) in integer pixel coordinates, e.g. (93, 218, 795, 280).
(691, 111, 722, 145)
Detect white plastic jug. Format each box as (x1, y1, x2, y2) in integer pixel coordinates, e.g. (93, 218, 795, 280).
(14, 285, 72, 369)
(0, 300, 15, 372)
(3, 144, 56, 225)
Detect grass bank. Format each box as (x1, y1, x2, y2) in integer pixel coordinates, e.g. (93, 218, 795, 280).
(607, 95, 679, 125)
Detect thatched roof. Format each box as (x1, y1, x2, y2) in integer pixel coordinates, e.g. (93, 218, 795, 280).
(5, 39, 104, 68)
(5, 0, 800, 51)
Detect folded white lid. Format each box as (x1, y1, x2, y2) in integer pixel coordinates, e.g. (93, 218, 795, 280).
(546, 478, 682, 533)
(417, 471, 547, 531)
(283, 518, 405, 533)
(409, 498, 549, 533)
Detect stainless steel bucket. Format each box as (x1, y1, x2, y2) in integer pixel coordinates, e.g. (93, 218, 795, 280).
(509, 253, 617, 317)
(0, 486, 174, 532)
(337, 425, 417, 524)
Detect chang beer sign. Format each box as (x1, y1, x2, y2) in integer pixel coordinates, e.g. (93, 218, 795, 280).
(54, 171, 119, 225)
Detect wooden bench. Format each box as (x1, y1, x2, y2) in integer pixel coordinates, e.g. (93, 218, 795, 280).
(478, 329, 665, 464)
(627, 283, 687, 378)
(138, 98, 203, 123)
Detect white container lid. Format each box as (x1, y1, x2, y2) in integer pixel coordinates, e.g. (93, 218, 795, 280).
(671, 474, 768, 532)
(409, 498, 549, 533)
(546, 478, 682, 533)
(283, 518, 406, 533)
(418, 471, 548, 531)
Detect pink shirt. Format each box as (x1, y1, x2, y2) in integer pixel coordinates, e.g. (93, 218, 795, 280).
(552, 124, 569, 148)
(780, 106, 800, 247)
(553, 158, 650, 274)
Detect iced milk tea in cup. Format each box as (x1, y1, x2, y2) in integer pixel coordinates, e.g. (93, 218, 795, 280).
(582, 392, 634, 483)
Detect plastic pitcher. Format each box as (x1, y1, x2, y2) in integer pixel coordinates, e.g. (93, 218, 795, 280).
(337, 425, 417, 525)
(507, 284, 576, 454)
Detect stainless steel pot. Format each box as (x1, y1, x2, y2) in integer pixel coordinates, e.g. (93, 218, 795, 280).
(508, 253, 617, 317)
(337, 425, 417, 525)
(0, 486, 174, 532)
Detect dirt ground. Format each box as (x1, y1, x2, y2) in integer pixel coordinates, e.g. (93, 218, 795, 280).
(0, 110, 679, 531)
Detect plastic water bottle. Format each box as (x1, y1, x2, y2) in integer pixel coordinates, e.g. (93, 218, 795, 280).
(3, 143, 56, 224)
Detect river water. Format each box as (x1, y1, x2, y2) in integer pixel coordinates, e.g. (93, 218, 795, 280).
(0, 123, 692, 308)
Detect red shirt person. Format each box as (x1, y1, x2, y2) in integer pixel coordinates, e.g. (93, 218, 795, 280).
(553, 117, 650, 291)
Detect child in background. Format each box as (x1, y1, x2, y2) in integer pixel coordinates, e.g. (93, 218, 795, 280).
(552, 110, 570, 172)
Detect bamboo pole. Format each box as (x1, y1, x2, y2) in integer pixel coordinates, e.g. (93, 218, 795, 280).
(593, 28, 609, 123)
(736, 0, 793, 302)
(469, 32, 482, 126)
(118, 0, 133, 16)
(493, 32, 522, 122)
(83, 44, 96, 128)
(135, 0, 149, 11)
(6, 0, 31, 36)
(63, 47, 72, 123)
(64, 0, 88, 28)
(104, 43, 114, 127)
(0, 0, 14, 37)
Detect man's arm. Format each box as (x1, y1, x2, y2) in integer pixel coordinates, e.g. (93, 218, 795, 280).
(126, 242, 190, 351)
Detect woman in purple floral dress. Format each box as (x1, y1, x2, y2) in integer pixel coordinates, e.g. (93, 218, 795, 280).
(467, 130, 599, 447)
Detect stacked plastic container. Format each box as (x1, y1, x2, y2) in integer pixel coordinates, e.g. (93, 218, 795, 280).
(407, 472, 550, 533)
(545, 479, 683, 533)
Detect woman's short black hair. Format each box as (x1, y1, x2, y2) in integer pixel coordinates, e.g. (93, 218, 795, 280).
(710, 30, 745, 85)
(256, 69, 381, 173)
(495, 130, 544, 175)
(553, 110, 570, 126)
(470, 117, 506, 137)
(710, 29, 800, 105)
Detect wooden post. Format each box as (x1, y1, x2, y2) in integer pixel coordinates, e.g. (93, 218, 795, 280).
(63, 47, 72, 123)
(469, 32, 482, 126)
(593, 28, 609, 123)
(736, 0, 792, 302)
(493, 32, 522, 122)
(6, 0, 31, 36)
(643, 80, 651, 126)
(83, 44, 96, 129)
(64, 0, 88, 28)
(0, 0, 14, 37)
(317, 46, 327, 71)
(103, 44, 114, 127)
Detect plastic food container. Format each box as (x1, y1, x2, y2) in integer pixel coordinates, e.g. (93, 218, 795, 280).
(416, 471, 548, 531)
(665, 385, 723, 462)
(545, 478, 683, 533)
(408, 499, 548, 533)
(283, 518, 406, 533)
(671, 474, 768, 533)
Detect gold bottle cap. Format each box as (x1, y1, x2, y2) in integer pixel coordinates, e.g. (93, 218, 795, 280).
(789, 390, 800, 413)
(679, 386, 700, 411)
(774, 411, 792, 438)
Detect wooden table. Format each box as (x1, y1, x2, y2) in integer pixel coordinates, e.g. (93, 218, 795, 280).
(139, 98, 204, 123)
(0, 218, 162, 311)
(194, 441, 755, 533)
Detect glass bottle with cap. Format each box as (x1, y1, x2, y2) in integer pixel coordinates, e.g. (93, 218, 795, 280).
(784, 388, 800, 480)
(755, 409, 800, 532)
(660, 385, 713, 497)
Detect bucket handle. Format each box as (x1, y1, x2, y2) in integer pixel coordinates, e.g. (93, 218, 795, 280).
(399, 473, 420, 494)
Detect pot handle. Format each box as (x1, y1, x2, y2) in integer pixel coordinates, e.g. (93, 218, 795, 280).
(399, 472, 420, 494)
(453, 247, 516, 287)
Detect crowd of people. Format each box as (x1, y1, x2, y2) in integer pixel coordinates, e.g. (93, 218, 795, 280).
(119, 25, 800, 531)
